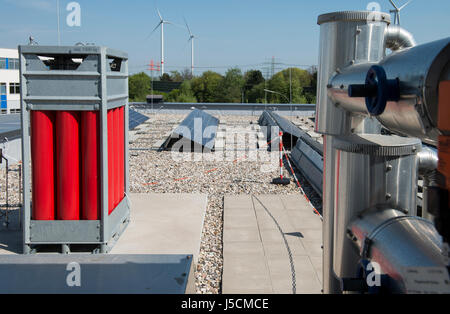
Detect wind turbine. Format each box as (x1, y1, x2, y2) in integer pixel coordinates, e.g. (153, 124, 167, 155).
(184, 18, 196, 77)
(388, 0, 413, 25)
(149, 9, 173, 75)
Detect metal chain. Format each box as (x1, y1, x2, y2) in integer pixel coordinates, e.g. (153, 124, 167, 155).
(252, 195, 297, 294)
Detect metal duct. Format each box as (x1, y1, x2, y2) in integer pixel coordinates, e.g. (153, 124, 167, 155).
(347, 207, 444, 293)
(417, 146, 440, 221)
(316, 11, 390, 294)
(327, 37, 450, 145)
(418, 146, 439, 175)
(385, 25, 416, 51)
(332, 134, 420, 279)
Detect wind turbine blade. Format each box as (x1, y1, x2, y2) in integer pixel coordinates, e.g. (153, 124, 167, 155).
(389, 0, 399, 10)
(146, 22, 162, 39)
(184, 17, 193, 36)
(157, 8, 163, 21)
(399, 0, 412, 11)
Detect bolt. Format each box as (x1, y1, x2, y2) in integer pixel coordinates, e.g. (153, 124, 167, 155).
(386, 164, 393, 172)
(386, 193, 392, 200)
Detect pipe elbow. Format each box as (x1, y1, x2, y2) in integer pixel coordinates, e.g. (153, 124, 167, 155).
(417, 146, 438, 175)
(385, 25, 416, 51)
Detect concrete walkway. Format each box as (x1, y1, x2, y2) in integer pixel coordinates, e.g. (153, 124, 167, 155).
(222, 194, 322, 294)
(111, 193, 207, 263)
(0, 193, 207, 264)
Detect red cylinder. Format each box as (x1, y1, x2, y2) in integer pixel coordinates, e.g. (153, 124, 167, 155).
(107, 109, 115, 214)
(31, 111, 55, 220)
(113, 108, 120, 207)
(56, 111, 80, 220)
(118, 106, 125, 202)
(81, 111, 100, 220)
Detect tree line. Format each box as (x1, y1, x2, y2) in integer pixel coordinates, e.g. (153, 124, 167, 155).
(129, 67, 317, 104)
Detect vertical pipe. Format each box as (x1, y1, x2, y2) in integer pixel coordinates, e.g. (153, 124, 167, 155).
(107, 109, 115, 214)
(118, 106, 125, 202)
(31, 110, 55, 220)
(81, 111, 100, 220)
(316, 11, 390, 293)
(56, 111, 80, 220)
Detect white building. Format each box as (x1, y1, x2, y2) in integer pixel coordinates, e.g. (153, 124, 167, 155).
(0, 48, 20, 115)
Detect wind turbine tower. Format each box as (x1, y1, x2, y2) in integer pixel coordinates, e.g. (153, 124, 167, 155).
(388, 0, 413, 25)
(184, 18, 196, 77)
(150, 9, 172, 75)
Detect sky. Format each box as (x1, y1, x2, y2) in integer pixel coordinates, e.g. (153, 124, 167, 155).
(1, 0, 449, 75)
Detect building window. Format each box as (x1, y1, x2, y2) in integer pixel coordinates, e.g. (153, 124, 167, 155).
(9, 58, 19, 70)
(0, 83, 6, 95)
(0, 58, 19, 70)
(9, 83, 20, 94)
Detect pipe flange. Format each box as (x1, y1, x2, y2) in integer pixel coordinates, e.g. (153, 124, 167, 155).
(333, 134, 422, 156)
(317, 11, 391, 25)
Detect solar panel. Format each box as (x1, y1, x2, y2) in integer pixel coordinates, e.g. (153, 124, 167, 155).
(129, 109, 150, 130)
(161, 109, 220, 152)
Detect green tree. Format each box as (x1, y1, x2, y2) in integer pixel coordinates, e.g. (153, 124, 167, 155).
(191, 71, 223, 103)
(243, 70, 265, 103)
(160, 73, 172, 82)
(128, 72, 151, 102)
(247, 82, 266, 103)
(217, 68, 245, 103)
(165, 80, 197, 103)
(267, 68, 312, 104)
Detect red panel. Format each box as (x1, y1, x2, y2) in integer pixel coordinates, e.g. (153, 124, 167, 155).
(118, 106, 125, 201)
(81, 111, 100, 220)
(107, 109, 115, 214)
(113, 108, 120, 207)
(56, 111, 80, 220)
(31, 111, 55, 220)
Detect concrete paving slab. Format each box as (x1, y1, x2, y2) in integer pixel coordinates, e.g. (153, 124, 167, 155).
(224, 215, 259, 230)
(301, 240, 323, 257)
(224, 195, 253, 209)
(223, 194, 323, 294)
(111, 193, 207, 264)
(280, 194, 308, 210)
(223, 227, 261, 243)
(222, 253, 273, 294)
(267, 255, 322, 294)
(223, 241, 265, 256)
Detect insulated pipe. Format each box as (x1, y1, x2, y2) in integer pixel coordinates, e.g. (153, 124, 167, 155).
(328, 37, 450, 145)
(56, 111, 80, 220)
(316, 11, 391, 294)
(418, 146, 439, 175)
(385, 25, 416, 51)
(31, 111, 55, 220)
(347, 208, 444, 293)
(81, 111, 100, 220)
(417, 146, 439, 221)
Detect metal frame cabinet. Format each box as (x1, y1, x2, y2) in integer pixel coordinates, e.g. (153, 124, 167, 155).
(19, 45, 130, 254)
